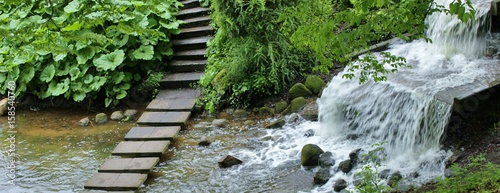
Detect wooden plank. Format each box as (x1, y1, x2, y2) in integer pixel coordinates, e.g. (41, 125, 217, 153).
(137, 111, 191, 126)
(98, 157, 160, 173)
(111, 141, 170, 157)
(146, 98, 197, 111)
(124, 126, 181, 141)
(84, 173, 147, 191)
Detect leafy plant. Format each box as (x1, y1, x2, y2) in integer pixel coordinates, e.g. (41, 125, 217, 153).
(352, 142, 393, 193)
(0, 0, 183, 106)
(432, 154, 500, 193)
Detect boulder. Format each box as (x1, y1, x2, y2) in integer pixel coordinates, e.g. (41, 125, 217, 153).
(110, 111, 124, 121)
(259, 107, 275, 116)
(0, 98, 7, 116)
(301, 144, 324, 166)
(290, 97, 307, 112)
(281, 105, 292, 115)
(338, 160, 353, 173)
(349, 149, 361, 164)
(313, 167, 331, 185)
(265, 119, 285, 129)
(78, 117, 90, 127)
(218, 155, 243, 168)
(388, 171, 403, 188)
(304, 129, 315, 137)
(275, 101, 288, 114)
(378, 169, 391, 179)
(300, 100, 318, 121)
(124, 109, 138, 119)
(212, 119, 228, 128)
(289, 83, 312, 100)
(95, 113, 108, 124)
(346, 134, 359, 140)
(233, 109, 247, 118)
(305, 75, 326, 95)
(244, 120, 256, 125)
(261, 136, 273, 141)
(198, 137, 211, 146)
(333, 179, 348, 192)
(287, 113, 300, 123)
(319, 151, 335, 168)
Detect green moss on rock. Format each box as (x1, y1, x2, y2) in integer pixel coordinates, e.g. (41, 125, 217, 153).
(291, 97, 307, 112)
(275, 101, 288, 114)
(301, 144, 324, 166)
(259, 107, 275, 116)
(305, 75, 326, 94)
(289, 83, 312, 100)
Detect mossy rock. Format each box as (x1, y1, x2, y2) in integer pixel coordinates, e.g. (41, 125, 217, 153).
(305, 75, 326, 94)
(233, 109, 247, 118)
(338, 160, 353, 173)
(290, 97, 307, 112)
(275, 101, 288, 114)
(265, 119, 285, 129)
(289, 83, 312, 100)
(95, 113, 108, 124)
(281, 105, 292, 115)
(301, 144, 324, 166)
(259, 107, 275, 116)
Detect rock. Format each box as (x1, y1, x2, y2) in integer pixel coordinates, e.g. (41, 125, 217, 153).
(281, 105, 292, 115)
(252, 107, 260, 114)
(349, 149, 361, 164)
(319, 151, 335, 167)
(95, 113, 108, 124)
(289, 83, 312, 100)
(444, 168, 454, 178)
(378, 169, 391, 179)
(275, 101, 288, 114)
(300, 100, 318, 121)
(0, 98, 7, 116)
(301, 144, 324, 166)
(388, 171, 403, 188)
(287, 113, 300, 123)
(333, 179, 348, 192)
(218, 155, 243, 168)
(265, 119, 285, 129)
(233, 109, 247, 118)
(78, 117, 90, 127)
(259, 107, 275, 116)
(346, 134, 359, 140)
(261, 136, 273, 141)
(198, 137, 211, 146)
(290, 97, 307, 112)
(224, 108, 235, 114)
(110, 111, 124, 121)
(338, 160, 353, 173)
(212, 119, 228, 128)
(305, 75, 326, 94)
(313, 167, 331, 185)
(244, 120, 255, 125)
(304, 129, 315, 137)
(123, 109, 138, 119)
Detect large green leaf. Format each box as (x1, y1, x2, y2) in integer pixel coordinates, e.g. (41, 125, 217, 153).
(40, 64, 56, 83)
(47, 78, 70, 96)
(73, 91, 86, 102)
(132, 45, 154, 60)
(77, 47, 95, 64)
(64, 0, 81, 13)
(94, 50, 125, 71)
(19, 66, 35, 83)
(70, 67, 81, 81)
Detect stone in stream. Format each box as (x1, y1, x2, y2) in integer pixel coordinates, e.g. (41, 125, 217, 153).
(212, 119, 228, 128)
(290, 97, 307, 113)
(233, 109, 247, 118)
(259, 107, 275, 116)
(218, 155, 243, 168)
(318, 151, 335, 168)
(313, 167, 331, 185)
(275, 101, 288, 114)
(378, 169, 391, 179)
(110, 111, 124, 121)
(349, 148, 361, 164)
(95, 113, 108, 124)
(124, 109, 138, 119)
(198, 137, 211, 146)
(301, 144, 324, 166)
(265, 119, 285, 129)
(333, 178, 348, 192)
(304, 129, 315, 137)
(338, 160, 353, 173)
(0, 98, 7, 116)
(287, 113, 300, 123)
(305, 75, 326, 95)
(78, 117, 90, 127)
(289, 83, 312, 100)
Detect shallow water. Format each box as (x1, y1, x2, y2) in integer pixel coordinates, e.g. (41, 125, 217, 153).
(0, 108, 138, 192)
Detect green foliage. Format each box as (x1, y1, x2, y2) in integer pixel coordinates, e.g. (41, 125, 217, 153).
(433, 154, 500, 193)
(0, 0, 183, 106)
(353, 142, 393, 193)
(199, 0, 210, 7)
(200, 0, 317, 111)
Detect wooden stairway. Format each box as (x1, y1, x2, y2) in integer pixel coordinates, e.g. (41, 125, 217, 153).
(83, 0, 212, 191)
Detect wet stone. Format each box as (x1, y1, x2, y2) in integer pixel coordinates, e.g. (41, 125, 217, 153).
(218, 155, 243, 168)
(313, 167, 331, 185)
(304, 129, 315, 137)
(333, 178, 348, 192)
(338, 160, 353, 173)
(265, 119, 286, 129)
(287, 113, 300, 123)
(378, 169, 391, 179)
(95, 113, 108, 124)
(79, 117, 90, 127)
(319, 152, 335, 168)
(198, 137, 211, 146)
(111, 111, 125, 121)
(212, 119, 228, 128)
(349, 148, 361, 164)
(124, 109, 138, 119)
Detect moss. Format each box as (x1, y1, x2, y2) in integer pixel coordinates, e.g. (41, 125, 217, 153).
(289, 83, 312, 100)
(305, 75, 326, 95)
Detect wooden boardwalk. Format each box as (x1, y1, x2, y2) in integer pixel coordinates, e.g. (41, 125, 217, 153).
(84, 0, 211, 191)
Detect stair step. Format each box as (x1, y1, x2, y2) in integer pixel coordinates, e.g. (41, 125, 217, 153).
(155, 89, 200, 100)
(169, 59, 206, 72)
(174, 48, 206, 60)
(176, 26, 214, 39)
(181, 0, 199, 10)
(172, 36, 211, 50)
(147, 98, 197, 111)
(98, 158, 160, 173)
(178, 7, 210, 20)
(137, 111, 191, 126)
(160, 72, 203, 89)
(181, 16, 211, 28)
(84, 173, 147, 191)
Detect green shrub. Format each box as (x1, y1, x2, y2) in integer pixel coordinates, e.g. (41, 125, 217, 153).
(0, 0, 183, 106)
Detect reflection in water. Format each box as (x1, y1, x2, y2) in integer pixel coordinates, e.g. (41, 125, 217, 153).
(0, 108, 137, 192)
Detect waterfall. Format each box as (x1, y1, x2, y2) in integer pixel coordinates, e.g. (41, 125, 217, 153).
(317, 0, 495, 187)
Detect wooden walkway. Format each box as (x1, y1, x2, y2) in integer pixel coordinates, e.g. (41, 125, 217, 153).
(84, 0, 211, 191)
